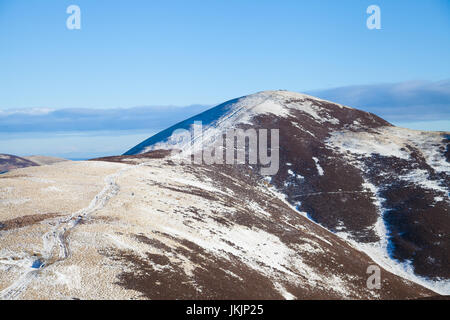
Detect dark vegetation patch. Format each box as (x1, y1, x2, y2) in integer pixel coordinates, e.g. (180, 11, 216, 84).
(89, 150, 172, 164)
(247, 112, 381, 243)
(380, 182, 450, 279)
(134, 234, 173, 251)
(0, 213, 60, 231)
(156, 184, 219, 202)
(106, 238, 284, 300)
(0, 174, 29, 179)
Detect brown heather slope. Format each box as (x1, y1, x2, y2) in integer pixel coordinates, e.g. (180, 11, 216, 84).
(85, 153, 436, 299)
(124, 90, 449, 291)
(0, 153, 437, 299)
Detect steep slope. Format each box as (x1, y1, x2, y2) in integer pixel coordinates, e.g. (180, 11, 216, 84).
(125, 90, 450, 294)
(0, 155, 434, 299)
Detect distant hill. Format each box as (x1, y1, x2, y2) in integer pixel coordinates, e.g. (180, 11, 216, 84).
(23, 155, 68, 166)
(0, 154, 68, 173)
(0, 154, 39, 173)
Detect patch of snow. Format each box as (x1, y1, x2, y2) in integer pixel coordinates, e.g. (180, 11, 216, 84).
(105, 233, 137, 252)
(288, 169, 305, 180)
(247, 201, 271, 217)
(273, 282, 295, 300)
(0, 198, 30, 206)
(23, 177, 55, 184)
(222, 269, 243, 281)
(251, 99, 292, 118)
(383, 127, 450, 174)
(169, 177, 226, 195)
(326, 130, 411, 160)
(399, 169, 448, 195)
(312, 157, 324, 176)
(54, 265, 82, 290)
(41, 186, 62, 193)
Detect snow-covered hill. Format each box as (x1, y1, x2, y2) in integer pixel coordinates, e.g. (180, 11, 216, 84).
(0, 155, 435, 299)
(124, 91, 371, 155)
(125, 90, 450, 294)
(0, 90, 448, 299)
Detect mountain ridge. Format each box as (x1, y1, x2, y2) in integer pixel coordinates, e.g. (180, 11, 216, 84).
(125, 90, 450, 294)
(0, 90, 448, 299)
(124, 90, 392, 155)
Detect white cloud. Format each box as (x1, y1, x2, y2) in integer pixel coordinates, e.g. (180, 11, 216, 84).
(308, 79, 450, 122)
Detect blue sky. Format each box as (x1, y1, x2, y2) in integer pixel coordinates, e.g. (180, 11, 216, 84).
(1, 0, 449, 108)
(0, 0, 449, 158)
